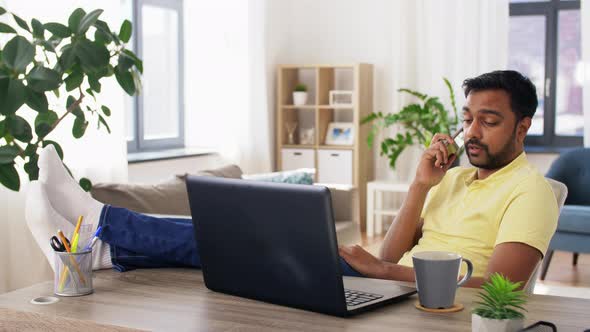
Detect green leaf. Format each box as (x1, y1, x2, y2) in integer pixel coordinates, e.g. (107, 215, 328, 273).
(0, 163, 20, 191)
(94, 27, 112, 44)
(40, 40, 56, 53)
(79, 177, 92, 192)
(88, 75, 101, 92)
(118, 52, 134, 72)
(24, 87, 49, 113)
(94, 20, 120, 45)
(44, 22, 71, 38)
(12, 14, 30, 32)
(42, 140, 63, 159)
(0, 78, 26, 115)
(66, 95, 83, 117)
(58, 45, 76, 71)
(77, 9, 103, 34)
(75, 39, 109, 73)
(98, 114, 111, 133)
(34, 110, 58, 137)
(93, 20, 114, 41)
(31, 19, 44, 39)
(119, 19, 132, 43)
(0, 145, 19, 164)
(114, 66, 135, 96)
(64, 66, 83, 91)
(96, 64, 114, 78)
(24, 154, 39, 181)
(101, 105, 111, 116)
(24, 144, 36, 156)
(68, 8, 86, 32)
(7, 115, 32, 143)
(0, 22, 16, 33)
(398, 88, 427, 100)
(27, 66, 62, 92)
(0, 120, 5, 137)
(0, 7, 6, 15)
(72, 116, 88, 138)
(85, 88, 95, 98)
(122, 49, 142, 73)
(3, 36, 34, 72)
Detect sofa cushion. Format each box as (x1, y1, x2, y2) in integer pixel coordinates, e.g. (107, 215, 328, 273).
(91, 164, 243, 216)
(556, 205, 590, 235)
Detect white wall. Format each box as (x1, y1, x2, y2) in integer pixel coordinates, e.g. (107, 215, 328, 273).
(0, 1, 130, 293)
(265, 0, 398, 178)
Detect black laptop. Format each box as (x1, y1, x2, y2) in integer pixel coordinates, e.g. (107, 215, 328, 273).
(186, 176, 416, 317)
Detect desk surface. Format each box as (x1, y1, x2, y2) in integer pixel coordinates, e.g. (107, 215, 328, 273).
(0, 269, 589, 331)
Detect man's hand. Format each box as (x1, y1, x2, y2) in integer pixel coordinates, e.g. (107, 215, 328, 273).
(414, 133, 458, 189)
(339, 245, 386, 279)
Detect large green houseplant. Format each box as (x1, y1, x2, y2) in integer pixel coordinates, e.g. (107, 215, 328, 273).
(361, 78, 461, 169)
(0, 7, 142, 192)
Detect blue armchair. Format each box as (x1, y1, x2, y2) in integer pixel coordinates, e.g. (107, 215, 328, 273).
(540, 148, 590, 280)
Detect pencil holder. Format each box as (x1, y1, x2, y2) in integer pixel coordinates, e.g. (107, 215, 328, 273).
(54, 249, 93, 296)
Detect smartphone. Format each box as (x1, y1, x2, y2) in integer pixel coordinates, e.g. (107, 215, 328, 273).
(445, 127, 464, 156)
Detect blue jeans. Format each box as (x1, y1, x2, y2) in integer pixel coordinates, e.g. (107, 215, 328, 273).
(98, 205, 364, 277)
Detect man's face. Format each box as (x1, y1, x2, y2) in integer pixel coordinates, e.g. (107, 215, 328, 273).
(462, 89, 527, 170)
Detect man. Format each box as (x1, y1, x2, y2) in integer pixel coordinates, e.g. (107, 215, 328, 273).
(339, 70, 558, 287)
(27, 70, 557, 288)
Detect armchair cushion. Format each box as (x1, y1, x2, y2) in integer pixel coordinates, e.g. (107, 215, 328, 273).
(556, 205, 590, 235)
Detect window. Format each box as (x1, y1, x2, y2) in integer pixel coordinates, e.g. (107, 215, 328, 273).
(127, 0, 184, 152)
(509, 0, 582, 147)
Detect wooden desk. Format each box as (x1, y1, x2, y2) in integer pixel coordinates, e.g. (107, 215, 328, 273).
(0, 269, 589, 331)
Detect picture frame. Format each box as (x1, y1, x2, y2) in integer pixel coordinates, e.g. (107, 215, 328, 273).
(325, 122, 354, 145)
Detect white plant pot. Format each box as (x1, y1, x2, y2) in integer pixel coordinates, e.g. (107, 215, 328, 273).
(472, 313, 524, 332)
(293, 92, 308, 106)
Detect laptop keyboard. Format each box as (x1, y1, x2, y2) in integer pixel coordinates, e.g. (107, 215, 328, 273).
(344, 289, 384, 307)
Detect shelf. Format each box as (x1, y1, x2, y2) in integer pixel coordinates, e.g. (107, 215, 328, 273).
(318, 145, 354, 150)
(277, 64, 373, 230)
(318, 105, 354, 109)
(279, 64, 355, 69)
(282, 105, 317, 109)
(282, 144, 315, 149)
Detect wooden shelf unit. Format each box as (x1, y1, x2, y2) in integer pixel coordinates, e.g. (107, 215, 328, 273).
(276, 63, 374, 230)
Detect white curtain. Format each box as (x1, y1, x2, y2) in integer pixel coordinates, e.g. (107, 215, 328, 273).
(380, 0, 509, 181)
(0, 0, 130, 293)
(184, 0, 273, 174)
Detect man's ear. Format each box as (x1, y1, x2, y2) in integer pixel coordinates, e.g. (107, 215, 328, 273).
(517, 117, 532, 143)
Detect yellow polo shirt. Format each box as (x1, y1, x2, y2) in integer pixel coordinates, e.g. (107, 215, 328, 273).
(397, 152, 558, 278)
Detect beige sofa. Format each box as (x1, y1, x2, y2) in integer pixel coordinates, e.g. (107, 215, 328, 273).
(91, 165, 361, 245)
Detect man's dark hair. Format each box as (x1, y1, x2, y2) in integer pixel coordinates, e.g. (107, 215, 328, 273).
(462, 70, 538, 120)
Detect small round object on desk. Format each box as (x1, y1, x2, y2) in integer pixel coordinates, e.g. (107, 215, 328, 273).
(30, 296, 60, 305)
(415, 301, 464, 313)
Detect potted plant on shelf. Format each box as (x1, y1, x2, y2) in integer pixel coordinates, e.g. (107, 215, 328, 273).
(472, 273, 528, 332)
(293, 83, 308, 106)
(361, 78, 461, 170)
(0, 6, 142, 192)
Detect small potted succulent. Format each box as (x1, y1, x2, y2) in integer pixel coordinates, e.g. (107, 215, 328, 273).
(472, 273, 528, 332)
(293, 83, 308, 106)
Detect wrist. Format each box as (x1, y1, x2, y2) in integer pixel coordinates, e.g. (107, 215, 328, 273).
(410, 181, 432, 193)
(379, 262, 416, 282)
